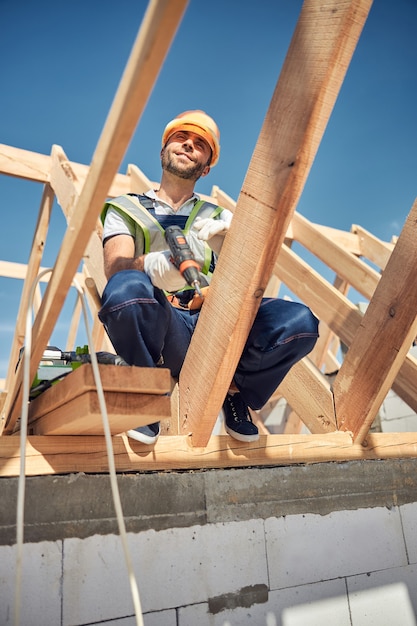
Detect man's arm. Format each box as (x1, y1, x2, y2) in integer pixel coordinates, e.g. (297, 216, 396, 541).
(103, 233, 186, 292)
(103, 234, 145, 279)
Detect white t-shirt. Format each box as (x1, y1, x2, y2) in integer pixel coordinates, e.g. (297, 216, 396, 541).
(102, 189, 232, 261)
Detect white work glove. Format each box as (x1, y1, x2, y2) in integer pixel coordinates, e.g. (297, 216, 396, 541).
(194, 217, 230, 256)
(143, 250, 186, 292)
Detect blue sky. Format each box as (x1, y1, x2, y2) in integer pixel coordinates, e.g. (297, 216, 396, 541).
(1, 0, 416, 381)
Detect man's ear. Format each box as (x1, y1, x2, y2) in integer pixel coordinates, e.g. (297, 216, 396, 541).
(201, 165, 211, 178)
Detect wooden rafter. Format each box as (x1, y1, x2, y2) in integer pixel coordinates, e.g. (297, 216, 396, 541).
(1, 0, 416, 476)
(1, 0, 189, 435)
(179, 0, 373, 447)
(334, 199, 417, 442)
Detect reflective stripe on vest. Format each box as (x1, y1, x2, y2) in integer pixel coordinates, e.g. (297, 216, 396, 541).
(101, 194, 223, 276)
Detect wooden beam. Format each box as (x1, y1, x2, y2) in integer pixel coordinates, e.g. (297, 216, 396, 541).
(312, 224, 362, 255)
(0, 184, 54, 434)
(308, 276, 349, 369)
(351, 224, 394, 269)
(210, 185, 295, 242)
(50, 145, 108, 296)
(2, 432, 417, 476)
(275, 357, 337, 434)
(0, 260, 83, 284)
(0, 260, 51, 281)
(2, 0, 188, 434)
(0, 143, 130, 198)
(334, 199, 417, 442)
(292, 211, 380, 300)
(276, 244, 417, 412)
(180, 0, 373, 447)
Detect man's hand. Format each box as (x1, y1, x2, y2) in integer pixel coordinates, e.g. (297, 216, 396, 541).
(194, 217, 229, 255)
(144, 250, 186, 292)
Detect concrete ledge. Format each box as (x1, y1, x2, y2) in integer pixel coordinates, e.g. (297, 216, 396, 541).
(1, 458, 417, 545)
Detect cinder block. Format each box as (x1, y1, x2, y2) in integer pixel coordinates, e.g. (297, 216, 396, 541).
(94, 609, 177, 625)
(63, 520, 268, 624)
(400, 502, 417, 564)
(348, 570, 417, 624)
(142, 610, 177, 626)
(272, 579, 350, 626)
(0, 541, 62, 626)
(179, 579, 349, 626)
(349, 583, 416, 626)
(265, 507, 407, 589)
(381, 395, 416, 421)
(381, 415, 417, 433)
(281, 589, 351, 626)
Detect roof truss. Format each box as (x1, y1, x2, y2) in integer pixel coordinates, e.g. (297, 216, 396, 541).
(2, 0, 417, 476)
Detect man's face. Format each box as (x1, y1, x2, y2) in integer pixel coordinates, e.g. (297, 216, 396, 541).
(161, 130, 212, 181)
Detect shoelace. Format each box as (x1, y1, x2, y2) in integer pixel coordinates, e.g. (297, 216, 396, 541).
(226, 395, 253, 423)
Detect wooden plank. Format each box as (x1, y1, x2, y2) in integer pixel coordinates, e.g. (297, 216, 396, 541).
(0, 261, 50, 281)
(277, 244, 360, 348)
(0, 143, 130, 198)
(2, 432, 417, 476)
(180, 0, 373, 447)
(127, 162, 153, 192)
(351, 224, 394, 269)
(313, 224, 362, 255)
(0, 185, 54, 434)
(276, 358, 336, 434)
(31, 392, 170, 435)
(2, 0, 188, 435)
(334, 199, 417, 442)
(0, 260, 83, 284)
(275, 244, 417, 413)
(283, 410, 304, 435)
(50, 145, 108, 296)
(308, 276, 349, 369)
(292, 211, 380, 300)
(210, 185, 295, 241)
(28, 364, 171, 423)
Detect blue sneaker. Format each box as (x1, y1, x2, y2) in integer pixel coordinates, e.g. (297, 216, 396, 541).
(127, 422, 160, 445)
(223, 393, 259, 443)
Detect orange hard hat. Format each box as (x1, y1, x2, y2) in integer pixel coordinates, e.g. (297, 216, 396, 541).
(162, 110, 220, 166)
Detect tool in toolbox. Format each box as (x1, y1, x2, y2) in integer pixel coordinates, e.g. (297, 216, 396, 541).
(17, 345, 127, 400)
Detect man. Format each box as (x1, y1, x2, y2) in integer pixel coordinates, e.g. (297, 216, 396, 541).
(99, 110, 319, 445)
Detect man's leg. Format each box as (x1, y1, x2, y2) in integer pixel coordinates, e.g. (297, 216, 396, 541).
(98, 270, 198, 443)
(98, 270, 198, 377)
(223, 298, 318, 442)
(233, 298, 319, 410)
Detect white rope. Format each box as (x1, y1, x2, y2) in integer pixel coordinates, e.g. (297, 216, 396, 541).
(15, 271, 143, 626)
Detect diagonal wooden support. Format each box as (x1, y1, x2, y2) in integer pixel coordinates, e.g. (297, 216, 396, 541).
(0, 184, 54, 433)
(1, 0, 189, 435)
(351, 224, 395, 269)
(334, 199, 417, 443)
(292, 212, 381, 300)
(180, 0, 373, 447)
(276, 244, 417, 413)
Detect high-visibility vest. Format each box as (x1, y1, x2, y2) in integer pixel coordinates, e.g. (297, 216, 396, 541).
(101, 193, 223, 281)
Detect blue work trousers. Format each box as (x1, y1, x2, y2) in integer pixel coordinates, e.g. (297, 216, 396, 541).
(98, 270, 319, 410)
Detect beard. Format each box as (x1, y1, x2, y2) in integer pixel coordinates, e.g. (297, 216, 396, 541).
(161, 147, 208, 181)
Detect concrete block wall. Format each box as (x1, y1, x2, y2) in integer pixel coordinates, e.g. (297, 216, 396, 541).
(1, 460, 417, 625)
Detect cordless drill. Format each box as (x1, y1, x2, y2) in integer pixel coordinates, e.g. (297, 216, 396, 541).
(165, 225, 203, 296)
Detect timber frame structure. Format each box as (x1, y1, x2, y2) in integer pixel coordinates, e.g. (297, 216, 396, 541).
(1, 0, 417, 477)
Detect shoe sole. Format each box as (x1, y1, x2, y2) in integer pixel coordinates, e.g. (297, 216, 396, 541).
(126, 429, 160, 445)
(225, 425, 259, 443)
